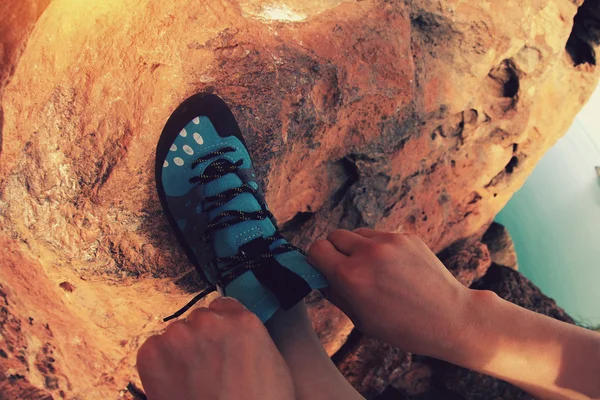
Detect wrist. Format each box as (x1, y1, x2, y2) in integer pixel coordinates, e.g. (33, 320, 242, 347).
(434, 288, 499, 367)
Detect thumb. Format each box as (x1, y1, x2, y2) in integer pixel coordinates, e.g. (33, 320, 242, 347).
(307, 239, 346, 282)
(308, 239, 357, 321)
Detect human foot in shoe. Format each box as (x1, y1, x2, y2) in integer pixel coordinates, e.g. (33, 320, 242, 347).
(155, 93, 328, 322)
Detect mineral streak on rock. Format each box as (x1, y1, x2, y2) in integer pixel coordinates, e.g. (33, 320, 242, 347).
(0, 0, 598, 398)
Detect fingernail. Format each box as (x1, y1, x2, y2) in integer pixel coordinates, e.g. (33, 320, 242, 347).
(219, 296, 248, 309)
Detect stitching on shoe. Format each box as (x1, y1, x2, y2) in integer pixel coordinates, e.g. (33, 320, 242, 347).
(235, 226, 262, 246)
(298, 273, 322, 279)
(248, 292, 270, 311)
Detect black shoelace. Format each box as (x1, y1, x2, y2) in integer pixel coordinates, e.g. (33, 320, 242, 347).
(163, 147, 302, 322)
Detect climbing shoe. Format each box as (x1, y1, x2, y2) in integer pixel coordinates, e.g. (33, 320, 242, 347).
(155, 93, 328, 323)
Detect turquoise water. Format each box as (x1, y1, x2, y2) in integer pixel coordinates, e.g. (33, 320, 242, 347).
(496, 85, 600, 326)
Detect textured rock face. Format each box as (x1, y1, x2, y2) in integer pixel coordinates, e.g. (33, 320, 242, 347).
(0, 0, 599, 398)
(0, 0, 52, 155)
(482, 222, 519, 270)
(0, 0, 51, 94)
(438, 239, 492, 287)
(334, 332, 412, 399)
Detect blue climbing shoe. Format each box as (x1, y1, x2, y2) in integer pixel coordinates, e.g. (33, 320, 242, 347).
(155, 93, 328, 323)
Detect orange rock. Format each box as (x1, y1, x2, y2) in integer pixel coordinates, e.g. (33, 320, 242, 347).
(305, 291, 354, 357)
(335, 334, 411, 398)
(0, 0, 52, 95)
(0, 0, 598, 397)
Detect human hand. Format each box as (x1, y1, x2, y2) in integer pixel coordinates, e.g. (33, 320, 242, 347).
(136, 297, 295, 400)
(309, 229, 600, 400)
(307, 228, 474, 359)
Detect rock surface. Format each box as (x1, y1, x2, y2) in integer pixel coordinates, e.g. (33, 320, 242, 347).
(305, 290, 354, 356)
(482, 222, 519, 270)
(0, 0, 51, 95)
(0, 0, 52, 155)
(438, 239, 492, 287)
(0, 0, 599, 398)
(335, 334, 412, 399)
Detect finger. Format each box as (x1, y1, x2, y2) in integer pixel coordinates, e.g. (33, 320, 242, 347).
(136, 335, 178, 400)
(162, 320, 199, 360)
(185, 307, 217, 326)
(209, 297, 248, 314)
(136, 335, 169, 384)
(307, 239, 347, 279)
(165, 320, 192, 336)
(327, 229, 370, 255)
(352, 227, 379, 238)
(137, 335, 164, 370)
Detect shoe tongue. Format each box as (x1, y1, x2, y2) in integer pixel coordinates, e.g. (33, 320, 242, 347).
(203, 173, 276, 260)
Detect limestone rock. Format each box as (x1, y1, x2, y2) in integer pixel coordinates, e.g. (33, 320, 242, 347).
(0, 0, 599, 398)
(0, 0, 52, 95)
(305, 290, 354, 357)
(0, 235, 112, 399)
(0, 0, 52, 155)
(482, 222, 519, 270)
(438, 240, 492, 287)
(389, 360, 435, 397)
(335, 334, 411, 399)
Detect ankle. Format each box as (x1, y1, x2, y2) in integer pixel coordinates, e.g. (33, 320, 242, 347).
(266, 301, 316, 344)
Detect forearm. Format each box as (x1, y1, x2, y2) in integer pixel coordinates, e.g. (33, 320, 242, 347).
(306, 229, 600, 399)
(438, 289, 600, 400)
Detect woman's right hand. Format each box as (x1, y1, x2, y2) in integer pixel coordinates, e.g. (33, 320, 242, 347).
(308, 229, 600, 400)
(307, 228, 478, 360)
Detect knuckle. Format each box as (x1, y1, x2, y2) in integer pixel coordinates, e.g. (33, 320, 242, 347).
(352, 227, 371, 236)
(367, 241, 391, 257)
(188, 307, 211, 320)
(309, 239, 327, 252)
(326, 229, 345, 241)
(237, 310, 263, 330)
(137, 335, 162, 366)
(187, 308, 218, 327)
(307, 240, 325, 258)
(211, 296, 242, 309)
(163, 321, 193, 346)
(165, 320, 189, 334)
